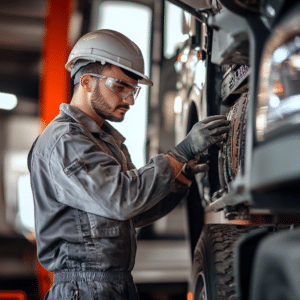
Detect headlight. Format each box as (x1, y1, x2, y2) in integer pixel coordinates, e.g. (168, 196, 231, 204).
(256, 11, 300, 141)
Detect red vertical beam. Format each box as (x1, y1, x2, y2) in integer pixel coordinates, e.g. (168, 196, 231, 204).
(40, 0, 75, 131)
(37, 0, 75, 297)
(37, 261, 54, 299)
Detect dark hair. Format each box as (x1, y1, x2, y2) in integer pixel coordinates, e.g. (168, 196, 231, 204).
(120, 67, 142, 81)
(73, 62, 112, 93)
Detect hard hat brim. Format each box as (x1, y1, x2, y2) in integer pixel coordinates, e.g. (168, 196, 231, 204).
(66, 57, 153, 86)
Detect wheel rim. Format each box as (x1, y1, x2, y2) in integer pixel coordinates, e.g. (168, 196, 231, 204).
(196, 271, 207, 300)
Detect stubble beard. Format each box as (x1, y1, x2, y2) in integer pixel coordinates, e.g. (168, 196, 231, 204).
(90, 84, 125, 122)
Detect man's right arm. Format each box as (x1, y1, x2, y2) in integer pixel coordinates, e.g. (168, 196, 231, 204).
(43, 131, 176, 221)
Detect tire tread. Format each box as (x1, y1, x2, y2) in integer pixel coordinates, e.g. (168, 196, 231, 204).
(193, 224, 259, 300)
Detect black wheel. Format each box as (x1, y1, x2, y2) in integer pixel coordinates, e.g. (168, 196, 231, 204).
(192, 224, 256, 300)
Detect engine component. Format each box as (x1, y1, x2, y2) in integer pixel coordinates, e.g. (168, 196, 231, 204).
(221, 64, 250, 102)
(220, 92, 249, 190)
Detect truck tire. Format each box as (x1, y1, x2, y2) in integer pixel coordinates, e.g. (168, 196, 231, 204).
(192, 224, 256, 300)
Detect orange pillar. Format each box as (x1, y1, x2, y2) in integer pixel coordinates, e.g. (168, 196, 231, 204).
(40, 0, 75, 131)
(38, 0, 75, 298)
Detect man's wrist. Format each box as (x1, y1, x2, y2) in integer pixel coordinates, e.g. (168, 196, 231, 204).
(165, 153, 191, 187)
(166, 147, 189, 164)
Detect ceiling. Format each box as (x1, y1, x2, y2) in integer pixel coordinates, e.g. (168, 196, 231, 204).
(0, 0, 200, 112)
(0, 0, 46, 103)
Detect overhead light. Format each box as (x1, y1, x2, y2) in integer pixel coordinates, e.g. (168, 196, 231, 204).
(174, 96, 183, 113)
(0, 92, 18, 110)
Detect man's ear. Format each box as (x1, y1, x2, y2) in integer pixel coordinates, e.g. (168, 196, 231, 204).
(80, 74, 93, 93)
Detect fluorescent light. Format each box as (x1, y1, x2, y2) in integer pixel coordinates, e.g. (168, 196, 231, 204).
(0, 92, 18, 110)
(174, 96, 183, 113)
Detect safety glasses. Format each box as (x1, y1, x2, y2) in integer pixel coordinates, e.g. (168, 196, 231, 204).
(87, 73, 141, 100)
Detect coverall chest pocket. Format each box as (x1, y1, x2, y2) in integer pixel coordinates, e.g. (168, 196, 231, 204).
(87, 213, 120, 239)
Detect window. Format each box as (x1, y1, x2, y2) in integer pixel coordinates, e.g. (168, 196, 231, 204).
(164, 1, 191, 59)
(97, 1, 152, 168)
(17, 174, 35, 232)
(4, 116, 39, 234)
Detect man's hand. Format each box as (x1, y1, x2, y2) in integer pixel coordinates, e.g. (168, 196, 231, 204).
(181, 158, 209, 180)
(168, 115, 229, 163)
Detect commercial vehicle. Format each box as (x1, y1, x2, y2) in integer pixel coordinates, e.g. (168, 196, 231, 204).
(165, 0, 300, 299)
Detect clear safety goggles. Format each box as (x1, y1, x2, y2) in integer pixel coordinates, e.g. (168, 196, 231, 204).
(87, 73, 141, 100)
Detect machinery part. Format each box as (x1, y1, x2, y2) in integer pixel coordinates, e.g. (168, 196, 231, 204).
(208, 8, 250, 65)
(221, 65, 250, 102)
(191, 224, 258, 300)
(230, 92, 248, 176)
(226, 102, 237, 181)
(65, 29, 153, 86)
(250, 227, 300, 300)
(220, 91, 249, 190)
(219, 0, 260, 15)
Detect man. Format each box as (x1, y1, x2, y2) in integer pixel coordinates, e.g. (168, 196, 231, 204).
(28, 29, 229, 299)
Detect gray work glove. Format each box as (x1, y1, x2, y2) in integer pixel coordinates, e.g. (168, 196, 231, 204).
(168, 115, 229, 163)
(181, 158, 209, 180)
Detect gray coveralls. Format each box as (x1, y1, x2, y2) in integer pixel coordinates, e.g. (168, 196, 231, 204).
(28, 104, 189, 299)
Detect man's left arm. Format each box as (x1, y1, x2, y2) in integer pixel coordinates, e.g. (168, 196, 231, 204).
(133, 154, 208, 228)
(133, 115, 228, 227)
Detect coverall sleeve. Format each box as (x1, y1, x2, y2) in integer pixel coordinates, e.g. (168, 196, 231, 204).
(49, 131, 176, 221)
(133, 180, 189, 228)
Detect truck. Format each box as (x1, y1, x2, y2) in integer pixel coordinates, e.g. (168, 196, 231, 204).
(161, 0, 300, 299)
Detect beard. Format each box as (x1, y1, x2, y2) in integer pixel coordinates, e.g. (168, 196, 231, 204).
(90, 84, 129, 122)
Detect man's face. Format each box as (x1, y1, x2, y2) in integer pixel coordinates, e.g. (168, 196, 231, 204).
(90, 65, 138, 122)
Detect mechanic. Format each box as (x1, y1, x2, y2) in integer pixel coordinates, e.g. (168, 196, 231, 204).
(28, 29, 229, 299)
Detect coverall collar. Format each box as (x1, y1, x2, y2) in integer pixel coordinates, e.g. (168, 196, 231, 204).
(59, 103, 126, 146)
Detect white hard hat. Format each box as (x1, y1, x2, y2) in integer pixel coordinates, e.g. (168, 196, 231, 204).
(65, 29, 153, 86)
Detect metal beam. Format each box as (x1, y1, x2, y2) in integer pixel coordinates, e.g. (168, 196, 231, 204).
(39, 0, 75, 130)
